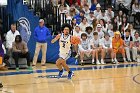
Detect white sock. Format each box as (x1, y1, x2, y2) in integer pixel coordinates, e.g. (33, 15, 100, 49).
(114, 58, 117, 62)
(123, 58, 126, 61)
(92, 59, 94, 63)
(81, 60, 83, 63)
(111, 59, 114, 62)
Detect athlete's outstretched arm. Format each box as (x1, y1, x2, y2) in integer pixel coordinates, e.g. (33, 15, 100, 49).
(51, 34, 61, 43)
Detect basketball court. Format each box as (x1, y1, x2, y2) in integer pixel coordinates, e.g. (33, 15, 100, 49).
(0, 63, 140, 93)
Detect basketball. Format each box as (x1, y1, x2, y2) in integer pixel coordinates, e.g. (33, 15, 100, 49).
(71, 36, 80, 45)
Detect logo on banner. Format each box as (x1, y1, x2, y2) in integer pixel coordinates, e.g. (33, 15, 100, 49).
(18, 17, 31, 43)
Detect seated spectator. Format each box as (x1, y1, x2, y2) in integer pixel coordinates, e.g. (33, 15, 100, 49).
(91, 18, 99, 31)
(97, 10, 109, 23)
(73, 26, 82, 38)
(122, 29, 133, 62)
(87, 11, 95, 25)
(12, 35, 32, 71)
(90, 32, 105, 64)
(112, 31, 127, 63)
(83, 4, 90, 18)
(116, 10, 124, 27)
(6, 23, 20, 55)
(100, 33, 114, 63)
(119, 16, 129, 34)
(85, 26, 93, 41)
(79, 17, 90, 32)
(78, 33, 95, 66)
(108, 24, 114, 37)
(132, 1, 140, 24)
(94, 3, 101, 17)
(96, 24, 104, 39)
(89, 0, 97, 11)
(71, 18, 78, 30)
(132, 31, 140, 62)
(105, 5, 114, 21)
(111, 16, 119, 31)
(128, 23, 136, 38)
(73, 10, 85, 24)
(99, 19, 108, 33)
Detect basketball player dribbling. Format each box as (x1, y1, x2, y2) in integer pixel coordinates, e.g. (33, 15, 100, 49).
(51, 24, 75, 79)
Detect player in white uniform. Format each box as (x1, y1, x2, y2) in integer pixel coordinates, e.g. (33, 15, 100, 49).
(100, 33, 114, 63)
(51, 24, 74, 79)
(78, 33, 95, 66)
(90, 32, 105, 64)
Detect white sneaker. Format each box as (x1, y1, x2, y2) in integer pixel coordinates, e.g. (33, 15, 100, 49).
(101, 59, 105, 64)
(114, 59, 119, 64)
(137, 58, 140, 63)
(92, 59, 95, 64)
(96, 60, 101, 65)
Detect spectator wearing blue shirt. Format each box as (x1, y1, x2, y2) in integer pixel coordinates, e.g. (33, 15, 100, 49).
(73, 10, 85, 25)
(32, 19, 51, 66)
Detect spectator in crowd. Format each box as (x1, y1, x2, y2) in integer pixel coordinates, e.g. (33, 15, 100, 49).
(100, 33, 114, 63)
(99, 19, 108, 33)
(122, 29, 133, 62)
(116, 10, 124, 27)
(111, 16, 119, 31)
(105, 5, 114, 21)
(112, 31, 127, 63)
(108, 24, 114, 38)
(132, 0, 140, 24)
(96, 24, 104, 39)
(128, 23, 136, 38)
(69, 7, 77, 17)
(132, 31, 140, 62)
(32, 19, 51, 66)
(91, 18, 99, 31)
(97, 10, 109, 23)
(73, 10, 85, 24)
(79, 33, 95, 65)
(79, 17, 90, 32)
(87, 11, 95, 25)
(83, 4, 90, 18)
(119, 16, 129, 34)
(85, 26, 93, 41)
(71, 18, 78, 30)
(6, 23, 20, 55)
(73, 26, 82, 38)
(12, 35, 32, 71)
(90, 0, 98, 11)
(90, 32, 105, 64)
(94, 3, 101, 17)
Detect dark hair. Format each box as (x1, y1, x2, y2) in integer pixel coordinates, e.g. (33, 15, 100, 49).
(93, 32, 98, 35)
(125, 29, 131, 33)
(85, 26, 93, 32)
(81, 33, 87, 38)
(135, 31, 139, 35)
(61, 23, 72, 33)
(15, 35, 22, 43)
(81, 17, 87, 22)
(100, 19, 106, 28)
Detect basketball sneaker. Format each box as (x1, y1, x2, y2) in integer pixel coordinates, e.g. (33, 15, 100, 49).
(68, 71, 74, 79)
(57, 69, 64, 79)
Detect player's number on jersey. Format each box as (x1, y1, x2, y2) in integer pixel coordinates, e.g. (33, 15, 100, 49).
(62, 42, 66, 48)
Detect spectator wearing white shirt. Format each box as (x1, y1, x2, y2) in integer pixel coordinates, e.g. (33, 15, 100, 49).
(100, 33, 114, 63)
(99, 19, 108, 33)
(94, 3, 101, 17)
(97, 10, 109, 23)
(105, 6, 114, 21)
(132, 31, 140, 62)
(87, 11, 95, 25)
(83, 4, 90, 18)
(79, 33, 95, 66)
(96, 24, 104, 39)
(73, 26, 82, 38)
(128, 24, 136, 38)
(85, 26, 93, 41)
(6, 23, 20, 54)
(90, 31, 105, 64)
(108, 24, 114, 38)
(79, 17, 90, 32)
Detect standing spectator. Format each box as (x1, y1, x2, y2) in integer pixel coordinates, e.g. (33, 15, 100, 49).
(12, 35, 32, 71)
(32, 19, 51, 66)
(6, 23, 20, 55)
(132, 31, 140, 62)
(79, 17, 90, 32)
(112, 31, 127, 63)
(122, 29, 133, 62)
